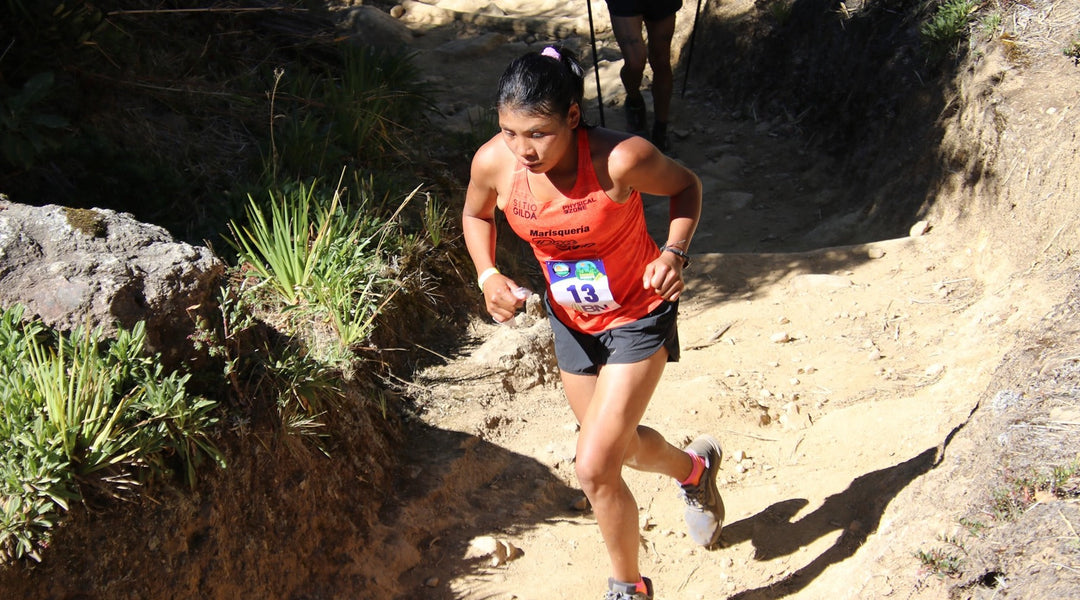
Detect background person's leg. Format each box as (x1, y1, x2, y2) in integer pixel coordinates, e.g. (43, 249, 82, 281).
(609, 14, 648, 132)
(644, 14, 677, 148)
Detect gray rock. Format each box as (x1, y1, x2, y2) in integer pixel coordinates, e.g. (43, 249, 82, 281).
(470, 294, 557, 391)
(435, 31, 509, 57)
(337, 5, 415, 48)
(0, 199, 223, 368)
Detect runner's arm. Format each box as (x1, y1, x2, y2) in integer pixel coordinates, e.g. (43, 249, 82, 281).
(463, 141, 529, 321)
(610, 139, 702, 300)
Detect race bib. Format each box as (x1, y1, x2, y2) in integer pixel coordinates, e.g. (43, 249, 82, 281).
(545, 258, 621, 314)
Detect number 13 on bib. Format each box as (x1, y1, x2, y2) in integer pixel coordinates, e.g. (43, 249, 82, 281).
(546, 259, 622, 314)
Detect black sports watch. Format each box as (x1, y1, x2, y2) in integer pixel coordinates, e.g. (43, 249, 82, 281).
(659, 244, 691, 268)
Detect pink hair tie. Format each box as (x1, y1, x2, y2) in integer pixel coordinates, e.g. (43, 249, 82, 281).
(541, 46, 561, 61)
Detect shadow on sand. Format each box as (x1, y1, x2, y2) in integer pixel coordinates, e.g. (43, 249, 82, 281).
(714, 415, 972, 599)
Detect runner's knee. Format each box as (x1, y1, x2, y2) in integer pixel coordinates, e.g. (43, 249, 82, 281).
(574, 444, 624, 494)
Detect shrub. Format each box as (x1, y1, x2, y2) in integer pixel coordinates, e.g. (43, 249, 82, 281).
(921, 0, 979, 60)
(0, 306, 222, 563)
(226, 172, 424, 360)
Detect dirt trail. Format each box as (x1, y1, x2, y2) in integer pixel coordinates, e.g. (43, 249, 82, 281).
(376, 1, 1080, 599)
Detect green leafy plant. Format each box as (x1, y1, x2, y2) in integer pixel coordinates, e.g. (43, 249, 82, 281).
(916, 532, 968, 578)
(329, 45, 435, 161)
(767, 0, 794, 25)
(26, 326, 142, 479)
(133, 371, 224, 487)
(264, 45, 436, 180)
(191, 284, 338, 448)
(1065, 34, 1080, 65)
(226, 174, 421, 357)
(916, 546, 965, 578)
(959, 516, 987, 536)
(988, 459, 1080, 521)
(422, 194, 450, 248)
(0, 307, 222, 563)
(979, 12, 1003, 38)
(227, 182, 334, 305)
(921, 0, 979, 60)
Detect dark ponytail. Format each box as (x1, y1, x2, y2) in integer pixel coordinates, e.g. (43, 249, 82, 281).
(496, 45, 586, 120)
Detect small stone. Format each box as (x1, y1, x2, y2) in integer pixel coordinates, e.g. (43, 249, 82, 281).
(500, 540, 524, 564)
(465, 536, 522, 567)
(424, 576, 440, 587)
(571, 496, 590, 511)
(466, 536, 500, 559)
(867, 246, 886, 259)
(390, 4, 405, 18)
(733, 449, 746, 462)
(781, 403, 812, 430)
(778, 316, 791, 325)
(909, 220, 930, 237)
(770, 331, 791, 344)
(925, 363, 945, 377)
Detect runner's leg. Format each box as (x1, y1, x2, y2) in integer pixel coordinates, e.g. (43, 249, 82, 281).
(561, 348, 694, 583)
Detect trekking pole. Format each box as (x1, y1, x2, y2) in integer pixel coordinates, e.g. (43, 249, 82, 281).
(681, 0, 707, 98)
(585, 0, 605, 126)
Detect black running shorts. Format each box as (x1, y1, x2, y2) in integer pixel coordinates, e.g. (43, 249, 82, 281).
(604, 0, 682, 21)
(544, 293, 681, 375)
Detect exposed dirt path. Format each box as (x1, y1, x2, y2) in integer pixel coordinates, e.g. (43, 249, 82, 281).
(371, 1, 1080, 599)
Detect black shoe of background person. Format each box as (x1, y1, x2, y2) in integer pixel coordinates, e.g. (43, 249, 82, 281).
(652, 121, 670, 153)
(625, 93, 647, 134)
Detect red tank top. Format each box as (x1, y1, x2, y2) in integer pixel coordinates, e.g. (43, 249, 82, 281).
(504, 127, 663, 334)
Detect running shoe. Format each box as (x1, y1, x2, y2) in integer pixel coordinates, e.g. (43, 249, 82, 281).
(680, 435, 725, 546)
(604, 576, 654, 600)
(652, 121, 670, 153)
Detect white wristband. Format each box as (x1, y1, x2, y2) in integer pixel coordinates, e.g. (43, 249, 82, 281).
(477, 267, 500, 290)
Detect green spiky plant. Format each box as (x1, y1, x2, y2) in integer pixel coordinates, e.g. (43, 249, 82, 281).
(0, 306, 222, 563)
